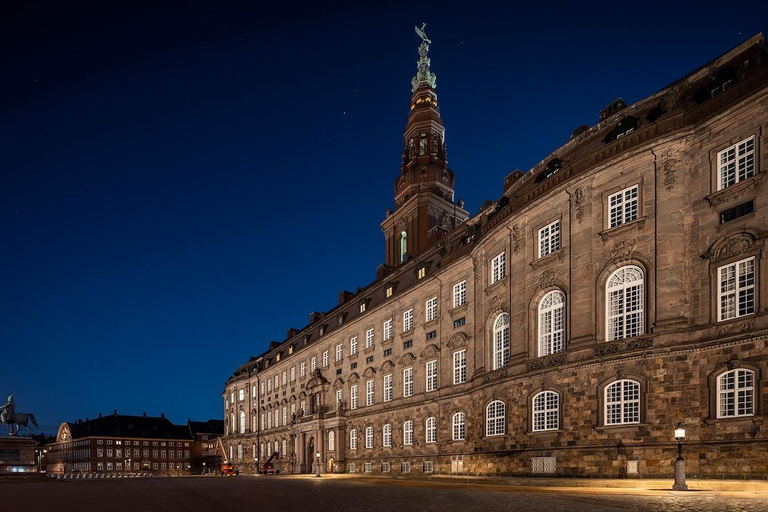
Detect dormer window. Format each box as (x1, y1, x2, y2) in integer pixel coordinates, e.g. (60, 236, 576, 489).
(386, 286, 393, 298)
(337, 313, 344, 326)
(359, 301, 367, 313)
(319, 325, 326, 336)
(694, 66, 738, 105)
(603, 116, 640, 143)
(534, 159, 563, 184)
(276, 353, 281, 362)
(288, 346, 294, 355)
(418, 266, 426, 279)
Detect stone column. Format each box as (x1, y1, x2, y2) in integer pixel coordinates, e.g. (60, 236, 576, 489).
(297, 432, 306, 473)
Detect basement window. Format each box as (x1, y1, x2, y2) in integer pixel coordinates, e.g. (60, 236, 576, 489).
(720, 201, 754, 224)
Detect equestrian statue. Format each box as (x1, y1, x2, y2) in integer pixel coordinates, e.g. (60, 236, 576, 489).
(0, 395, 38, 436)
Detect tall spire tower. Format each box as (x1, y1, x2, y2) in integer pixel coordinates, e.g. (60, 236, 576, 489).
(381, 24, 469, 268)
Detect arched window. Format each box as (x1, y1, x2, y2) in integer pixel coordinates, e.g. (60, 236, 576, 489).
(539, 290, 565, 356)
(486, 400, 506, 436)
(425, 417, 437, 443)
(365, 426, 374, 449)
(383, 424, 392, 447)
(349, 429, 357, 450)
(493, 313, 510, 369)
(328, 430, 335, 451)
(718, 369, 755, 418)
(605, 380, 640, 425)
(532, 391, 559, 431)
(400, 231, 408, 262)
(260, 443, 264, 458)
(452, 412, 465, 441)
(606, 266, 644, 341)
(230, 413, 235, 433)
(239, 411, 246, 434)
(403, 420, 413, 446)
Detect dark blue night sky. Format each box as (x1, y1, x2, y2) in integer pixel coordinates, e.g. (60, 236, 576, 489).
(1, 1, 764, 433)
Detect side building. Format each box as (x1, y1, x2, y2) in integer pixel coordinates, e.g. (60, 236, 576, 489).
(222, 31, 768, 479)
(46, 412, 209, 476)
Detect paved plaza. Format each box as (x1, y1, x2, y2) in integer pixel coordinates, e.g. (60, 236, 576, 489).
(5, 475, 768, 512)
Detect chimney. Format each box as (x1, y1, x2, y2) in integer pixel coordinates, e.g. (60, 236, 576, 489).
(160, 413, 165, 419)
(85, 417, 89, 422)
(143, 412, 147, 418)
(113, 410, 118, 417)
(99, 412, 102, 418)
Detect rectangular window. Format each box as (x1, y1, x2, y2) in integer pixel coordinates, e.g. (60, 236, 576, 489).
(350, 336, 358, 355)
(290, 366, 296, 381)
(336, 389, 343, 406)
(386, 286, 393, 298)
(300, 362, 306, 378)
(364, 462, 372, 472)
(401, 462, 411, 473)
(418, 267, 426, 279)
(366, 379, 374, 406)
(403, 367, 414, 397)
(538, 220, 561, 258)
(453, 349, 466, 384)
(403, 340, 412, 349)
(238, 388, 244, 401)
(491, 252, 506, 284)
(366, 355, 374, 364)
(267, 380, 272, 393)
(608, 185, 639, 228)
(283, 407, 287, 425)
(453, 317, 465, 328)
(384, 374, 393, 402)
(282, 371, 287, 386)
(311, 357, 317, 371)
(426, 360, 438, 392)
(336, 344, 343, 362)
(351, 384, 358, 410)
(718, 136, 755, 190)
(403, 309, 413, 332)
(383, 348, 392, 356)
(366, 328, 374, 348)
(426, 297, 438, 322)
(360, 302, 366, 313)
(426, 330, 437, 340)
(260, 382, 265, 395)
(274, 375, 279, 389)
(323, 351, 329, 368)
(453, 281, 466, 308)
(718, 257, 756, 321)
(384, 319, 393, 340)
(350, 362, 357, 369)
(382, 462, 391, 473)
(720, 201, 754, 224)
(423, 461, 433, 473)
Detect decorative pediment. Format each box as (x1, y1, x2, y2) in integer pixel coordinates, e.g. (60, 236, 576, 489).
(380, 360, 395, 372)
(363, 366, 377, 378)
(57, 424, 71, 443)
(306, 368, 329, 390)
(446, 333, 468, 349)
(420, 343, 440, 360)
(399, 352, 416, 367)
(703, 231, 760, 262)
(298, 391, 307, 399)
(348, 372, 360, 384)
(333, 378, 345, 389)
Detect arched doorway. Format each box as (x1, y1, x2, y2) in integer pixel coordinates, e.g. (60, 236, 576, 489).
(327, 458, 335, 473)
(306, 436, 315, 474)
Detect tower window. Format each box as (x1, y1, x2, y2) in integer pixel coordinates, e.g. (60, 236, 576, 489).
(400, 231, 408, 262)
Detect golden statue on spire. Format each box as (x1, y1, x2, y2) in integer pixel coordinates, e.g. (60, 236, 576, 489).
(412, 23, 437, 92)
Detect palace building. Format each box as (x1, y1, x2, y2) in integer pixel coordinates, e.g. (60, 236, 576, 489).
(222, 30, 768, 478)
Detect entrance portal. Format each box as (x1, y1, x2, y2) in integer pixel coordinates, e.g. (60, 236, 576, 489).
(306, 436, 315, 474)
(327, 458, 334, 473)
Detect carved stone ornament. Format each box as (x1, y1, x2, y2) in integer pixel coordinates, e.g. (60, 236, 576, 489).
(446, 333, 468, 348)
(482, 367, 508, 384)
(659, 146, 691, 192)
(703, 232, 757, 262)
(608, 240, 635, 265)
(490, 295, 504, 313)
(593, 337, 653, 357)
(363, 366, 376, 378)
(718, 321, 754, 337)
(347, 372, 360, 384)
(379, 360, 395, 372)
(511, 224, 523, 255)
(526, 353, 568, 371)
(707, 172, 765, 206)
(538, 270, 556, 290)
(572, 187, 586, 223)
(420, 344, 440, 360)
(399, 353, 416, 367)
(472, 250, 485, 277)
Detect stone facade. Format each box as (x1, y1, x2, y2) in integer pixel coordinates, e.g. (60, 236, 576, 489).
(222, 33, 768, 479)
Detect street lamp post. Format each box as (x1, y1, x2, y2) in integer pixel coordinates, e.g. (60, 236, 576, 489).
(673, 425, 688, 491)
(315, 452, 321, 478)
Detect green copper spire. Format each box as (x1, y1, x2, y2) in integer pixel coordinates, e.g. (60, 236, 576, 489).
(411, 23, 437, 92)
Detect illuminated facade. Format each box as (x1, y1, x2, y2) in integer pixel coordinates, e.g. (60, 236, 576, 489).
(223, 31, 768, 478)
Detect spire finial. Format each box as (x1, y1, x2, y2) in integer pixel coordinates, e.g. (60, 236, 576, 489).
(411, 23, 436, 92)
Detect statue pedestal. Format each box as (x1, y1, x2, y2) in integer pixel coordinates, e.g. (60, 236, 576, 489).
(0, 437, 37, 474)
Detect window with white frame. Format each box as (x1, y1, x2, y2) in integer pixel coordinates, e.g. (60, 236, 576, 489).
(384, 318, 393, 340)
(718, 369, 754, 418)
(453, 280, 467, 308)
(608, 184, 639, 228)
(336, 344, 343, 362)
(538, 220, 561, 258)
(426, 417, 437, 443)
(252, 385, 257, 398)
(291, 403, 296, 417)
(384, 374, 393, 402)
(300, 362, 306, 378)
(426, 297, 438, 322)
(452, 412, 466, 440)
(260, 382, 265, 395)
(606, 266, 644, 341)
(350, 429, 357, 450)
(323, 351, 329, 368)
(311, 357, 317, 371)
(283, 407, 287, 425)
(533, 391, 559, 431)
(350, 336, 358, 355)
(364, 462, 372, 473)
(300, 400, 306, 415)
(718, 257, 755, 321)
(382, 461, 391, 472)
(335, 389, 342, 407)
(423, 461, 433, 473)
(365, 426, 374, 449)
(290, 366, 295, 381)
(539, 290, 566, 356)
(351, 384, 358, 410)
(238, 388, 244, 401)
(239, 411, 246, 434)
(274, 409, 279, 428)
(282, 440, 286, 456)
(453, 349, 466, 384)
(274, 375, 279, 389)
(486, 400, 506, 436)
(328, 430, 335, 451)
(403, 309, 414, 332)
(493, 313, 510, 370)
(426, 360, 438, 392)
(491, 252, 506, 284)
(366, 328, 374, 348)
(605, 379, 640, 425)
(383, 424, 392, 447)
(403, 367, 414, 397)
(366, 379, 374, 406)
(267, 413, 272, 429)
(718, 136, 755, 190)
(418, 267, 426, 279)
(260, 414, 265, 431)
(403, 420, 413, 445)
(401, 461, 411, 473)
